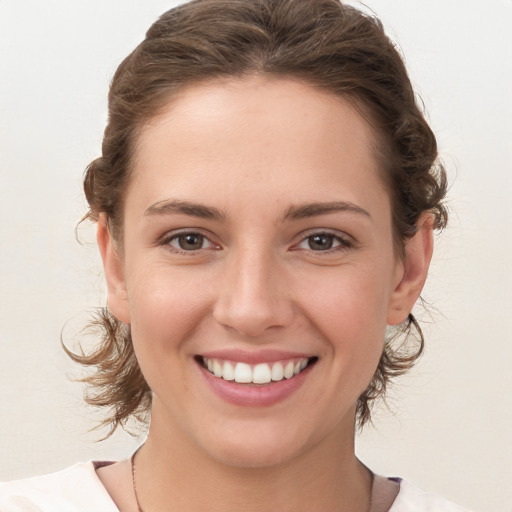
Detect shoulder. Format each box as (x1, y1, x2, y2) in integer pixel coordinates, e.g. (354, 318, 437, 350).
(0, 462, 119, 512)
(390, 478, 472, 512)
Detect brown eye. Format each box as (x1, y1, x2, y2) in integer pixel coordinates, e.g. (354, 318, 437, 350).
(308, 234, 335, 251)
(173, 233, 205, 250)
(294, 232, 352, 253)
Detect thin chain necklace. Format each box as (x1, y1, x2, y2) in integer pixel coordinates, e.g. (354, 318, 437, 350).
(131, 448, 145, 512)
(130, 448, 379, 512)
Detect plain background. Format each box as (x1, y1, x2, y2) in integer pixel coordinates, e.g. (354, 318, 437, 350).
(1, 1, 511, 511)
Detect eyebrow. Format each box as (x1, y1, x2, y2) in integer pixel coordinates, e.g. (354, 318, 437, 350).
(144, 199, 370, 222)
(282, 201, 371, 220)
(144, 199, 226, 220)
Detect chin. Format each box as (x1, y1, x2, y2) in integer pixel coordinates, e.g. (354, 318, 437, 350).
(208, 441, 301, 469)
(196, 420, 318, 469)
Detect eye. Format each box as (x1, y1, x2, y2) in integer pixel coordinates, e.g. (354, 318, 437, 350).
(307, 234, 336, 251)
(163, 232, 217, 252)
(295, 232, 352, 252)
(173, 233, 205, 250)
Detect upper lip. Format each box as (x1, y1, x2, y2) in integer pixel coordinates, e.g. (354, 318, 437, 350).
(198, 349, 315, 364)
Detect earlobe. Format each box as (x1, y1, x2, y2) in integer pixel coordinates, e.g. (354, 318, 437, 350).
(97, 214, 131, 324)
(387, 213, 435, 325)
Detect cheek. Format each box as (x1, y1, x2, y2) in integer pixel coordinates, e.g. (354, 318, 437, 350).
(301, 264, 392, 336)
(126, 266, 210, 361)
(297, 265, 392, 379)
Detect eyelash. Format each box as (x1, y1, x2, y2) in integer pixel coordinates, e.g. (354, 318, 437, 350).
(159, 229, 353, 255)
(293, 231, 354, 253)
(158, 230, 219, 254)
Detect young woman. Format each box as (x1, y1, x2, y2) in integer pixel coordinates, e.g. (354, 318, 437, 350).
(0, 1, 470, 510)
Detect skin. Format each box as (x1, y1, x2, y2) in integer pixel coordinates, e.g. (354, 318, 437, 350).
(96, 76, 433, 512)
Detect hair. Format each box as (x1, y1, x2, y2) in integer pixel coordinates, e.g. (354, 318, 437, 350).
(68, 0, 448, 434)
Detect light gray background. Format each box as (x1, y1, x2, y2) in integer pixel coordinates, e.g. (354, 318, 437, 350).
(1, 1, 511, 511)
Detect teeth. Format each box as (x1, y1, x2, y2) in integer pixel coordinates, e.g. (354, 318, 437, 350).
(284, 361, 294, 379)
(203, 357, 311, 383)
(223, 361, 235, 381)
(271, 362, 284, 381)
(234, 362, 252, 383)
(213, 360, 223, 378)
(253, 363, 271, 384)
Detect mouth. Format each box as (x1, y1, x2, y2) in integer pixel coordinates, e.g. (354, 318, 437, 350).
(196, 356, 318, 385)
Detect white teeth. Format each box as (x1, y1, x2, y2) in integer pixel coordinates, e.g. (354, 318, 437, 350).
(234, 362, 252, 383)
(253, 363, 272, 384)
(203, 357, 311, 383)
(271, 362, 284, 381)
(283, 361, 294, 379)
(213, 360, 223, 378)
(223, 361, 235, 381)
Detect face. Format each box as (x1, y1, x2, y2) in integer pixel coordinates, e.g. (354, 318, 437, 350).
(101, 76, 431, 468)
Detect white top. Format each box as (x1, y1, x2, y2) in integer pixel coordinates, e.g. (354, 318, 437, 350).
(0, 462, 471, 512)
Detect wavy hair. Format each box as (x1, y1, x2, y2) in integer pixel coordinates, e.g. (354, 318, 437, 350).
(67, 0, 448, 434)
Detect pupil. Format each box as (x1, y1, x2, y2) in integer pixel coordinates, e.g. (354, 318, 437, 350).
(309, 234, 333, 250)
(179, 234, 203, 250)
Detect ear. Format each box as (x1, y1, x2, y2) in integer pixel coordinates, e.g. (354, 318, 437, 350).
(97, 214, 131, 324)
(387, 213, 435, 325)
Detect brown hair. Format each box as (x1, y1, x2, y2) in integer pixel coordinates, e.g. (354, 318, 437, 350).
(69, 0, 448, 434)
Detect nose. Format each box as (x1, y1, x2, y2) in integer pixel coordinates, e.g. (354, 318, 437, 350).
(212, 249, 294, 338)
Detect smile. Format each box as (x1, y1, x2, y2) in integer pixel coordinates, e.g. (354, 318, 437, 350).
(201, 357, 315, 384)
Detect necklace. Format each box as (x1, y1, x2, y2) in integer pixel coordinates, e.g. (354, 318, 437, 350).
(131, 449, 145, 512)
(131, 448, 382, 512)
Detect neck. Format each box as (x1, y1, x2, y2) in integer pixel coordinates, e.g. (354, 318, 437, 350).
(134, 406, 372, 512)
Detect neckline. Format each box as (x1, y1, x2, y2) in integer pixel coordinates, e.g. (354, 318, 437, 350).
(370, 474, 401, 512)
(92, 460, 402, 512)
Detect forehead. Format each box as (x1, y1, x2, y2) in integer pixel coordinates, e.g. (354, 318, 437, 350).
(128, 76, 388, 217)
(140, 76, 378, 155)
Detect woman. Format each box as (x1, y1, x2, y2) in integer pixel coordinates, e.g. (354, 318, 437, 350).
(0, 0, 470, 510)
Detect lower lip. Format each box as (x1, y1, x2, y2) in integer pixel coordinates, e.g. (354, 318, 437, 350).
(198, 362, 314, 407)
